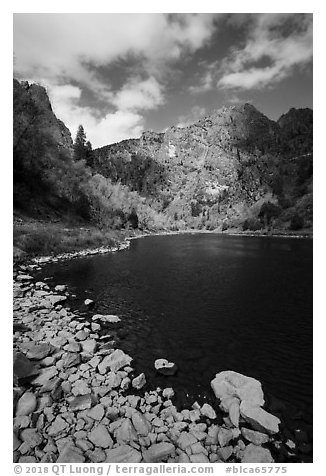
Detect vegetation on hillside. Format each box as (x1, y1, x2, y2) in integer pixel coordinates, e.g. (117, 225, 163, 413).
(13, 79, 313, 257)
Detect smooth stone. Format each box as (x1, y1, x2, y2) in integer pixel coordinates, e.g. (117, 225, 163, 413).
(88, 424, 113, 448)
(16, 392, 37, 416)
(132, 373, 146, 390)
(241, 443, 274, 463)
(229, 400, 240, 427)
(142, 442, 175, 463)
(211, 371, 265, 407)
(240, 402, 280, 434)
(105, 445, 142, 463)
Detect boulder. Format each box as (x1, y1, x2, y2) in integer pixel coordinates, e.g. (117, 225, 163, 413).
(31, 367, 58, 386)
(131, 411, 152, 436)
(81, 339, 98, 355)
(48, 416, 68, 436)
(26, 343, 54, 360)
(88, 424, 113, 448)
(142, 442, 175, 462)
(162, 388, 175, 399)
(177, 432, 198, 450)
(211, 371, 264, 407)
(70, 394, 93, 411)
(240, 401, 280, 434)
(200, 403, 216, 419)
(132, 373, 146, 390)
(92, 314, 121, 323)
(61, 352, 81, 368)
(241, 427, 270, 445)
(98, 349, 132, 373)
(57, 444, 85, 463)
(105, 445, 142, 463)
(13, 352, 38, 380)
(87, 404, 105, 421)
(115, 419, 138, 442)
(241, 443, 274, 463)
(154, 359, 177, 376)
(15, 392, 37, 416)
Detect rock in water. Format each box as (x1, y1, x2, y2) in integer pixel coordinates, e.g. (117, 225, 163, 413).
(211, 371, 265, 407)
(92, 314, 121, 323)
(154, 359, 177, 376)
(142, 442, 175, 462)
(241, 443, 274, 463)
(240, 402, 280, 434)
(105, 445, 142, 463)
(132, 373, 146, 390)
(15, 392, 37, 416)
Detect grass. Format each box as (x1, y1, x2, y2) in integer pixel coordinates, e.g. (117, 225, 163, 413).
(13, 219, 129, 261)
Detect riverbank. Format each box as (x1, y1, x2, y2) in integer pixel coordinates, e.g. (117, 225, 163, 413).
(13, 217, 312, 269)
(13, 266, 311, 463)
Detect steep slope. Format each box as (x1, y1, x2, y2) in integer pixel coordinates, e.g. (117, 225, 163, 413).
(93, 104, 313, 231)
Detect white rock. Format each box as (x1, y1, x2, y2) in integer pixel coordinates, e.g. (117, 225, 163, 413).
(211, 371, 265, 407)
(154, 359, 177, 375)
(200, 403, 216, 419)
(16, 392, 37, 416)
(241, 443, 274, 463)
(92, 314, 121, 323)
(105, 445, 142, 463)
(162, 388, 175, 399)
(240, 402, 280, 435)
(132, 373, 146, 390)
(98, 349, 132, 373)
(131, 411, 152, 436)
(142, 442, 175, 462)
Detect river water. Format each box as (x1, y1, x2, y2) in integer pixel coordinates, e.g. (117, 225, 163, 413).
(36, 233, 313, 426)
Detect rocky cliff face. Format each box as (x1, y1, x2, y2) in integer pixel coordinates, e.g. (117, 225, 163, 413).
(93, 103, 313, 231)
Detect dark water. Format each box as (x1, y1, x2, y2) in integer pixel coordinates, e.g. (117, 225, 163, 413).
(37, 234, 313, 420)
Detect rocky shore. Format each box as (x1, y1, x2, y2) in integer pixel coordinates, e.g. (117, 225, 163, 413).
(13, 264, 308, 464)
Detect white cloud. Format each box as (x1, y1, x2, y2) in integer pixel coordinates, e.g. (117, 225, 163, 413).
(218, 13, 312, 90)
(13, 13, 219, 93)
(111, 77, 164, 111)
(176, 105, 206, 128)
(47, 83, 144, 148)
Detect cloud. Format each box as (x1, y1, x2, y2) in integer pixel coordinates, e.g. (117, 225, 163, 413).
(47, 83, 144, 148)
(218, 13, 312, 90)
(176, 106, 206, 128)
(111, 77, 164, 111)
(13, 14, 220, 145)
(13, 13, 219, 92)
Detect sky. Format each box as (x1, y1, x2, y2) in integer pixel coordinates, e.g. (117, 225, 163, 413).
(13, 13, 313, 148)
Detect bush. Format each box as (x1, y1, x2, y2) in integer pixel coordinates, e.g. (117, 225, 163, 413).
(243, 218, 263, 231)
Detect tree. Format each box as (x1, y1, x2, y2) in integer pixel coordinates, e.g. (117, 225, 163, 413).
(73, 125, 87, 161)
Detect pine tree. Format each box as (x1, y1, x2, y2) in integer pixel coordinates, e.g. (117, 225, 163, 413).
(73, 125, 87, 161)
